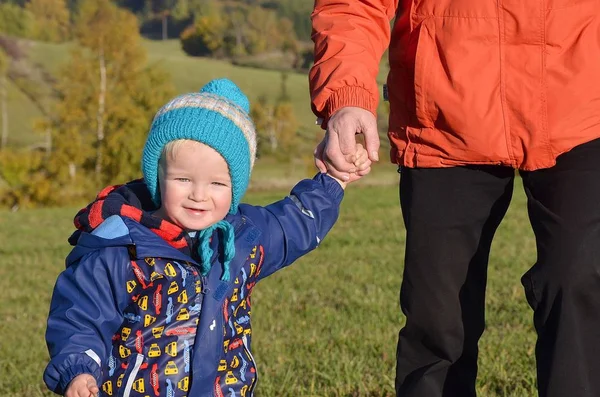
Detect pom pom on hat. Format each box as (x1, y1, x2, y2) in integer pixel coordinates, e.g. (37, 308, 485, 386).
(200, 78, 250, 113)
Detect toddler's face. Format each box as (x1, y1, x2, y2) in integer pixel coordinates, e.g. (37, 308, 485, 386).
(155, 141, 232, 231)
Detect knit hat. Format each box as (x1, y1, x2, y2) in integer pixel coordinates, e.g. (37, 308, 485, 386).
(142, 78, 257, 213)
(141, 78, 257, 281)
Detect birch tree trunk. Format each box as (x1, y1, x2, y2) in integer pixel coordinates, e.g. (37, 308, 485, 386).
(267, 107, 277, 151)
(162, 13, 168, 40)
(45, 127, 52, 156)
(95, 46, 106, 178)
(0, 73, 7, 149)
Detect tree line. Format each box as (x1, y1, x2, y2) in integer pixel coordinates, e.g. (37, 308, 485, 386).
(0, 0, 312, 44)
(0, 0, 300, 209)
(0, 0, 314, 70)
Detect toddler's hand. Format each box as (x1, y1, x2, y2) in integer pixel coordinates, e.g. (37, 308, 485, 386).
(352, 143, 372, 177)
(327, 143, 372, 188)
(65, 374, 99, 397)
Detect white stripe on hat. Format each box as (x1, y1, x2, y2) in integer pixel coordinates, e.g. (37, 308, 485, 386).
(153, 93, 257, 167)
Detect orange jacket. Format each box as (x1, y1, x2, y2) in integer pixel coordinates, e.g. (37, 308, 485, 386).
(310, 0, 600, 171)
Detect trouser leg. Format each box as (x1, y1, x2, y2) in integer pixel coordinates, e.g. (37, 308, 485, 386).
(520, 138, 600, 397)
(396, 166, 514, 397)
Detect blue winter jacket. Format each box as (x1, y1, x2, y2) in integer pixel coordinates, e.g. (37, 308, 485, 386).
(44, 173, 343, 397)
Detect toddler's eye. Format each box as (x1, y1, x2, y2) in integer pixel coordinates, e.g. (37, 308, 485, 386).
(175, 178, 190, 182)
(212, 181, 228, 187)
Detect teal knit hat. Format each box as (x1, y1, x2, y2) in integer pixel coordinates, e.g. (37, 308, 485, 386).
(141, 78, 257, 281)
(142, 78, 257, 213)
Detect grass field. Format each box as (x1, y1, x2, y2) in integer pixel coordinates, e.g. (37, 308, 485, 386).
(0, 173, 539, 396)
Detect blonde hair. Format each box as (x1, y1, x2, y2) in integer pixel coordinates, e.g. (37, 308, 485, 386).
(158, 139, 200, 173)
(162, 139, 196, 161)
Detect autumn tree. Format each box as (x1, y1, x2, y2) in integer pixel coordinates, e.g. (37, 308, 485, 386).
(0, 37, 29, 151)
(244, 6, 279, 55)
(37, 0, 174, 203)
(0, 47, 7, 149)
(250, 74, 298, 159)
(226, 9, 247, 57)
(274, 0, 312, 42)
(180, 0, 227, 57)
(173, 0, 212, 19)
(180, 3, 297, 60)
(144, 0, 201, 40)
(251, 97, 298, 158)
(234, 6, 297, 56)
(0, 148, 49, 209)
(0, 3, 34, 38)
(0, 35, 54, 208)
(26, 0, 71, 42)
(278, 18, 299, 67)
(149, 0, 178, 40)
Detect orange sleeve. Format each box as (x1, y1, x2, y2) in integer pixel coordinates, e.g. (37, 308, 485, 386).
(309, 0, 398, 127)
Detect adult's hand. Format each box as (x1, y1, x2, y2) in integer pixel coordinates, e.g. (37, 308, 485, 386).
(314, 107, 379, 181)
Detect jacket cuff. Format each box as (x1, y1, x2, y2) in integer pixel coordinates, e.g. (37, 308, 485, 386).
(314, 173, 345, 205)
(322, 86, 378, 128)
(59, 364, 100, 394)
(44, 354, 101, 394)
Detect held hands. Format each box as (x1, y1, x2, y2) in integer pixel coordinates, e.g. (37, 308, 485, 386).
(324, 142, 371, 188)
(314, 106, 380, 188)
(65, 374, 99, 397)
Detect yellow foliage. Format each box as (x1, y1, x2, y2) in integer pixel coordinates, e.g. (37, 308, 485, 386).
(0, 149, 52, 208)
(180, 1, 227, 57)
(251, 96, 298, 160)
(0, 3, 34, 38)
(179, 2, 298, 59)
(26, 0, 70, 42)
(12, 0, 175, 208)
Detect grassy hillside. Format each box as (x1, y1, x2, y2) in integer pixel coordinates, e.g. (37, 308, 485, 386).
(4, 77, 44, 148)
(8, 39, 319, 150)
(8, 39, 391, 154)
(27, 39, 318, 128)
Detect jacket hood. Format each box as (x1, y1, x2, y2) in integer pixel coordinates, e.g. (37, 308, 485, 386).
(66, 179, 198, 266)
(65, 215, 200, 268)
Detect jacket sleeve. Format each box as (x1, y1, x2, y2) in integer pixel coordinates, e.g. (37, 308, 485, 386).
(240, 173, 344, 281)
(43, 247, 132, 395)
(310, 0, 399, 125)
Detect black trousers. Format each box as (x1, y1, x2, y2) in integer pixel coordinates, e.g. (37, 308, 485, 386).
(395, 138, 600, 397)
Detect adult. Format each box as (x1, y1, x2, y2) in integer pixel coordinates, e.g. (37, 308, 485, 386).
(309, 1, 600, 397)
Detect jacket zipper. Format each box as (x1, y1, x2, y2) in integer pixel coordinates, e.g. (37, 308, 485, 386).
(242, 335, 258, 395)
(121, 354, 144, 397)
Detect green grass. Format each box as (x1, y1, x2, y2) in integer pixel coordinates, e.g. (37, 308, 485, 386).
(0, 175, 538, 396)
(4, 78, 44, 148)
